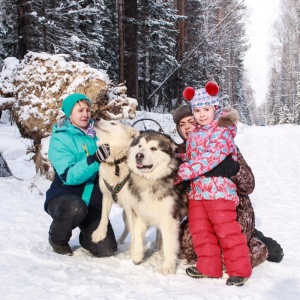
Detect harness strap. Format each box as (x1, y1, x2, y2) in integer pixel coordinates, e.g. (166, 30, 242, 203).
(104, 174, 130, 203)
(104, 156, 127, 176)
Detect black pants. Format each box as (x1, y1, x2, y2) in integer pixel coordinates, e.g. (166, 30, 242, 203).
(47, 194, 117, 257)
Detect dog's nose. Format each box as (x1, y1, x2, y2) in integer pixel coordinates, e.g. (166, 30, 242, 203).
(136, 153, 144, 160)
(95, 117, 101, 121)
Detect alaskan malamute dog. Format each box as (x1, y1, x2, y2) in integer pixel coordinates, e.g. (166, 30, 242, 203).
(92, 120, 188, 274)
(91, 119, 140, 245)
(126, 131, 188, 274)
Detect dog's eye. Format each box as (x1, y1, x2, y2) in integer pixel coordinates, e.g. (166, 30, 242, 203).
(110, 122, 117, 126)
(138, 145, 142, 148)
(150, 147, 157, 151)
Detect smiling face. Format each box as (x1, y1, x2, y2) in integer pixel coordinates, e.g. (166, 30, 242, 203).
(127, 132, 177, 180)
(178, 116, 197, 140)
(69, 100, 91, 130)
(193, 105, 215, 126)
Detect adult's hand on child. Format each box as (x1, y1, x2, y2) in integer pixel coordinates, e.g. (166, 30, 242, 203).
(204, 154, 239, 178)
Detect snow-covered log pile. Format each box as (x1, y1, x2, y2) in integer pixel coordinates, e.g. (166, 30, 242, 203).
(0, 57, 19, 111)
(11, 51, 137, 141)
(0, 52, 137, 179)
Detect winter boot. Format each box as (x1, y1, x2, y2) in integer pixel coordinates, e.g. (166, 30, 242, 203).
(226, 276, 248, 286)
(49, 235, 72, 256)
(186, 267, 212, 279)
(79, 230, 117, 258)
(253, 230, 284, 263)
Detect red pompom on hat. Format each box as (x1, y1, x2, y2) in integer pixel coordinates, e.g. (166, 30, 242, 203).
(205, 81, 219, 96)
(182, 86, 195, 101)
(190, 82, 220, 108)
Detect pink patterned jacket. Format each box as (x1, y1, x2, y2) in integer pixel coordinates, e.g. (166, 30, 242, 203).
(175, 117, 239, 204)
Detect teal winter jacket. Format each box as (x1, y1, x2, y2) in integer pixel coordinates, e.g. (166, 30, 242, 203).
(44, 119, 100, 211)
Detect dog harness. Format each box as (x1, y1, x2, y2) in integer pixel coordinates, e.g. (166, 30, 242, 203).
(103, 175, 130, 202)
(104, 156, 127, 176)
(102, 155, 129, 201)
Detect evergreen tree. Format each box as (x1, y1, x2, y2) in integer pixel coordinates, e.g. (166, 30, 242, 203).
(243, 73, 256, 125)
(0, 0, 18, 67)
(123, 0, 138, 99)
(265, 0, 300, 124)
(265, 66, 280, 125)
(9, 1, 119, 77)
(137, 0, 180, 111)
(0, 0, 255, 123)
(279, 104, 294, 124)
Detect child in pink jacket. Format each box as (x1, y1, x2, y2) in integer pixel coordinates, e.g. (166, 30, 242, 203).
(175, 82, 252, 286)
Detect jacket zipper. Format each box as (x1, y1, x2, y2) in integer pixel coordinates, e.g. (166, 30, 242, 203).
(82, 143, 89, 156)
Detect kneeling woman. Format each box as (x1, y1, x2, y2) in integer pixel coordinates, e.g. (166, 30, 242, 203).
(44, 93, 117, 257)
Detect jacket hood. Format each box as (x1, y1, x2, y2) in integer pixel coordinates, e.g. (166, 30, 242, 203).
(217, 107, 239, 127)
(217, 107, 239, 139)
(52, 117, 94, 135)
(52, 118, 75, 134)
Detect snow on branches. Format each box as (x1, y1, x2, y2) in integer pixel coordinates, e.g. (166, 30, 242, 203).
(0, 51, 137, 179)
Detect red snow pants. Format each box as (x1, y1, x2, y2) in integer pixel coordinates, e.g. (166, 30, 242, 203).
(188, 199, 252, 278)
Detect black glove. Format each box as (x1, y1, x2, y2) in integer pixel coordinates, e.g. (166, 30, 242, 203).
(204, 154, 239, 178)
(93, 144, 110, 163)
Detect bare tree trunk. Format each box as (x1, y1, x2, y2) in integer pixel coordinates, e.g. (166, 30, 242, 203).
(41, 0, 47, 52)
(175, 0, 185, 105)
(177, 0, 185, 62)
(142, 49, 147, 110)
(17, 0, 32, 59)
(124, 0, 139, 100)
(118, 0, 125, 83)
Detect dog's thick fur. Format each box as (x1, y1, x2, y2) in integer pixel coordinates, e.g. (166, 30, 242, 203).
(126, 131, 188, 274)
(91, 119, 140, 245)
(92, 120, 188, 274)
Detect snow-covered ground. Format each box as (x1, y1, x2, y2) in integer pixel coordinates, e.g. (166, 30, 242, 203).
(0, 109, 299, 299)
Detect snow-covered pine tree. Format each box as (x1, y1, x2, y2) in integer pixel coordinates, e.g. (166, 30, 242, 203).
(266, 0, 300, 124)
(0, 0, 18, 67)
(13, 0, 118, 76)
(215, 0, 249, 116)
(137, 0, 180, 112)
(265, 66, 279, 124)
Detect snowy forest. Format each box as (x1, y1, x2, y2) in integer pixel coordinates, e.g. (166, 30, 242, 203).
(0, 0, 299, 125)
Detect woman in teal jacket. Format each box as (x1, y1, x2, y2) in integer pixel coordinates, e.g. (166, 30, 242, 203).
(45, 93, 117, 257)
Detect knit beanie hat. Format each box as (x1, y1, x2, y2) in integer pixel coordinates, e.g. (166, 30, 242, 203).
(62, 93, 91, 118)
(172, 105, 193, 125)
(183, 81, 220, 109)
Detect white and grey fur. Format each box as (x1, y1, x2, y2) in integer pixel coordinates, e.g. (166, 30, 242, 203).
(91, 119, 140, 246)
(92, 120, 188, 274)
(126, 131, 188, 274)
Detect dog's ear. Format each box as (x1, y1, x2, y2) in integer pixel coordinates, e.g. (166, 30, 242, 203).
(172, 142, 178, 155)
(130, 127, 140, 138)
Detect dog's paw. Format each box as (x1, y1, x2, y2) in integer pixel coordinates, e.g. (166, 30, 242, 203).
(132, 254, 143, 265)
(158, 263, 176, 275)
(132, 259, 143, 265)
(131, 252, 144, 265)
(131, 243, 145, 264)
(91, 229, 107, 243)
